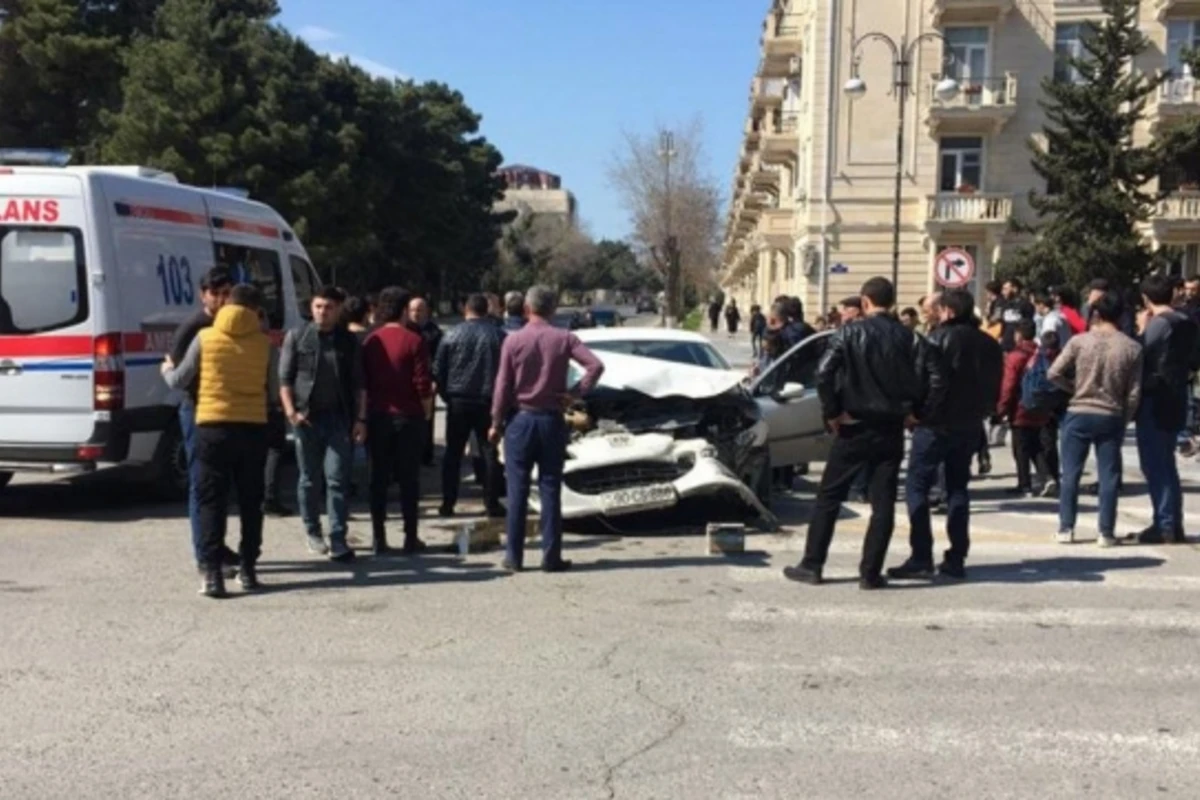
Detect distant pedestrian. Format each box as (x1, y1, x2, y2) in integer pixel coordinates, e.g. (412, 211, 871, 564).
(1053, 285, 1087, 337)
(261, 318, 292, 519)
(997, 278, 1035, 352)
(708, 299, 721, 333)
(749, 304, 767, 358)
(162, 284, 276, 598)
(436, 293, 506, 519)
(167, 266, 236, 574)
(408, 296, 442, 467)
(503, 290, 526, 333)
(838, 296, 862, 325)
(889, 288, 1000, 583)
(363, 287, 435, 555)
(1049, 290, 1143, 546)
(1084, 278, 1136, 337)
(900, 307, 920, 331)
(784, 277, 943, 590)
(997, 320, 1054, 497)
(343, 296, 372, 342)
(1132, 274, 1198, 544)
(724, 300, 741, 336)
(490, 286, 604, 573)
(1033, 290, 1070, 348)
(279, 287, 366, 562)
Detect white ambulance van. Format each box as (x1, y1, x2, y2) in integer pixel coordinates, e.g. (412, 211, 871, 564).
(0, 159, 321, 497)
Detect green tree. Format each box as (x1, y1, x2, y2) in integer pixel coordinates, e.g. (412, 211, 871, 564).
(1005, 0, 1161, 288)
(0, 0, 162, 158)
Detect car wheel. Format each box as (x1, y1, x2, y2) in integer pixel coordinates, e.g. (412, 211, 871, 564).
(0, 471, 12, 493)
(151, 421, 190, 501)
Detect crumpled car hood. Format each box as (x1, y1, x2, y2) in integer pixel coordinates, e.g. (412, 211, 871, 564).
(583, 351, 745, 399)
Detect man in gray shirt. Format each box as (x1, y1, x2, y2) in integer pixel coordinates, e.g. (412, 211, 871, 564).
(1048, 290, 1142, 547)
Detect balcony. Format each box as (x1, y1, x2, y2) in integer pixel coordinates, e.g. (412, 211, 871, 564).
(750, 161, 782, 191)
(760, 14, 804, 78)
(924, 192, 1013, 232)
(925, 74, 1018, 135)
(927, 0, 1014, 27)
(760, 113, 800, 160)
(1152, 192, 1200, 239)
(760, 208, 795, 248)
(1155, 0, 1200, 21)
(1150, 76, 1200, 131)
(751, 77, 787, 113)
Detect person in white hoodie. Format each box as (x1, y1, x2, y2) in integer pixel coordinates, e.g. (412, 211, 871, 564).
(1034, 290, 1071, 348)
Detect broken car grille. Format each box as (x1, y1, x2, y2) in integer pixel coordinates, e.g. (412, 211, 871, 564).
(564, 461, 690, 495)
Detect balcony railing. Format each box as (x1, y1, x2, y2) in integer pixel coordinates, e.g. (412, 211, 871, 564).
(931, 74, 1017, 109)
(1157, 192, 1200, 222)
(1157, 76, 1200, 107)
(928, 0, 1015, 27)
(925, 192, 1013, 225)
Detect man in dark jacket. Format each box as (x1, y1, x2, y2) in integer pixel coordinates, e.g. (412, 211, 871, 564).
(436, 293, 506, 518)
(889, 288, 1003, 581)
(1134, 274, 1199, 544)
(502, 290, 526, 333)
(280, 287, 367, 562)
(408, 296, 442, 466)
(784, 277, 944, 590)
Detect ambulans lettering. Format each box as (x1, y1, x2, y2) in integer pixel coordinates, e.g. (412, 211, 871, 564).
(155, 255, 195, 306)
(0, 199, 60, 224)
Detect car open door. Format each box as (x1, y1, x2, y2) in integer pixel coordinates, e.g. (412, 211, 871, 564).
(750, 331, 833, 468)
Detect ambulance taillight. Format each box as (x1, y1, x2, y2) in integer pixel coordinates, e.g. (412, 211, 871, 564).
(92, 334, 125, 412)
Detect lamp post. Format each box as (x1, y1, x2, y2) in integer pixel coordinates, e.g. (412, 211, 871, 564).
(844, 32, 959, 289)
(658, 130, 681, 327)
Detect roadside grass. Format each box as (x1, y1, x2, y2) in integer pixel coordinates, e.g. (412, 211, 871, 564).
(682, 308, 703, 331)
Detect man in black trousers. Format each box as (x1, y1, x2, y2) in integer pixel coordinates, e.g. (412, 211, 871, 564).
(784, 277, 945, 590)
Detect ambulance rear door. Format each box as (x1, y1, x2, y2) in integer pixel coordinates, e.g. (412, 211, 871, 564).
(0, 172, 98, 451)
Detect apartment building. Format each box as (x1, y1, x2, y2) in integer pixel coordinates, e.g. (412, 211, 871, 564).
(721, 0, 1200, 315)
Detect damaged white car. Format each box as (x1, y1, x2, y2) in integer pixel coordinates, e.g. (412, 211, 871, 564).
(506, 351, 778, 533)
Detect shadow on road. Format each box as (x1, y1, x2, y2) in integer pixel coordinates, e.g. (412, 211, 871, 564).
(0, 469, 184, 523)
(962, 555, 1166, 585)
(253, 554, 509, 594)
(568, 551, 771, 573)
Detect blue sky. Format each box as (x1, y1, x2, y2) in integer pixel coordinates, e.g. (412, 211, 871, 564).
(278, 0, 765, 240)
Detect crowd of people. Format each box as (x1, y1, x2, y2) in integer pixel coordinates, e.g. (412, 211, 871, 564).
(161, 276, 604, 598)
(760, 272, 1200, 590)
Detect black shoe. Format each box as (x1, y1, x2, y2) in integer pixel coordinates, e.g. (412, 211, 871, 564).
(938, 561, 967, 581)
(501, 559, 522, 573)
(783, 564, 823, 585)
(1136, 526, 1166, 545)
(886, 560, 935, 580)
(859, 574, 889, 590)
(402, 538, 428, 556)
(977, 455, 992, 476)
(541, 558, 573, 573)
(239, 564, 262, 592)
(1005, 486, 1031, 497)
(848, 490, 868, 504)
(1171, 526, 1188, 544)
(199, 569, 228, 599)
(330, 548, 357, 564)
(437, 505, 455, 518)
(372, 540, 396, 557)
(262, 500, 293, 518)
(486, 504, 507, 519)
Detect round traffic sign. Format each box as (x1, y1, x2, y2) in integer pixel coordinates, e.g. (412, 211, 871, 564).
(933, 247, 975, 288)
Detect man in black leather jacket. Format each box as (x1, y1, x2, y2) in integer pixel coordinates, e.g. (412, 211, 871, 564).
(889, 288, 1003, 582)
(784, 277, 945, 589)
(435, 293, 506, 517)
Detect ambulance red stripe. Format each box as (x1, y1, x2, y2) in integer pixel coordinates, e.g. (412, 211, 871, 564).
(212, 216, 280, 239)
(113, 202, 208, 227)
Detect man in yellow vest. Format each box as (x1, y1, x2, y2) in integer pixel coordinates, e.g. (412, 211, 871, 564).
(162, 283, 278, 598)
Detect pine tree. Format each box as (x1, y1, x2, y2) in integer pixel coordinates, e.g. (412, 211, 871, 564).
(1006, 0, 1161, 289)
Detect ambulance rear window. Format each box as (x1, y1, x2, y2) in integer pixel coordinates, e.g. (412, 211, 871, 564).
(0, 227, 87, 335)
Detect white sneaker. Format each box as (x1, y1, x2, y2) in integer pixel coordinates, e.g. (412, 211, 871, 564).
(1097, 535, 1118, 548)
(1056, 529, 1074, 545)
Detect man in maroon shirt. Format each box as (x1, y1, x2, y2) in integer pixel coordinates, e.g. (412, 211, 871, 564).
(490, 285, 604, 572)
(362, 286, 434, 555)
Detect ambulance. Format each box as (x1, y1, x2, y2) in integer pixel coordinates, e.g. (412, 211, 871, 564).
(0, 153, 321, 497)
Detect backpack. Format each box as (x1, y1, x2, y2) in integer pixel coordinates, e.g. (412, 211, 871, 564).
(1020, 350, 1062, 413)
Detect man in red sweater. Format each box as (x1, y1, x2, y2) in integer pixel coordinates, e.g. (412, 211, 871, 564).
(362, 286, 434, 555)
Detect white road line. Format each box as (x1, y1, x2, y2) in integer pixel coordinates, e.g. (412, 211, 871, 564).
(729, 656, 1200, 682)
(727, 602, 1200, 631)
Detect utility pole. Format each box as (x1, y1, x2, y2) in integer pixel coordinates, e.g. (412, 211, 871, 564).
(658, 130, 681, 328)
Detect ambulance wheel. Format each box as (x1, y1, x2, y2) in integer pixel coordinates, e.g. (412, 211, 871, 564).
(0, 472, 11, 493)
(152, 423, 189, 501)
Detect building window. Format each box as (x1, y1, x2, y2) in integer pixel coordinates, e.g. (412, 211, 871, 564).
(1164, 244, 1200, 278)
(939, 137, 983, 192)
(944, 27, 990, 86)
(1167, 20, 1200, 76)
(1054, 23, 1086, 84)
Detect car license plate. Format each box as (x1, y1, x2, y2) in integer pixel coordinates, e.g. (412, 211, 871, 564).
(600, 484, 677, 516)
(606, 434, 633, 448)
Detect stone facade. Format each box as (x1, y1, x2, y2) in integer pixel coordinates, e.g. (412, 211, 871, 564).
(494, 164, 578, 225)
(721, 0, 1200, 317)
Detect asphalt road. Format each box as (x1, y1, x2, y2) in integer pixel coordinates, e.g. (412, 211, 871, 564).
(1, 319, 1198, 798)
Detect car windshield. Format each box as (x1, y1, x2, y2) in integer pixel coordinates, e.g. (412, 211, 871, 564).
(586, 339, 732, 370)
(0, 227, 87, 335)
(591, 310, 618, 325)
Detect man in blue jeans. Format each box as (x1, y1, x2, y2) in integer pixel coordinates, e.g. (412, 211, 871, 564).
(888, 288, 1001, 582)
(280, 287, 367, 562)
(1133, 274, 1198, 544)
(167, 266, 234, 572)
(1049, 290, 1143, 546)
(489, 286, 604, 573)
